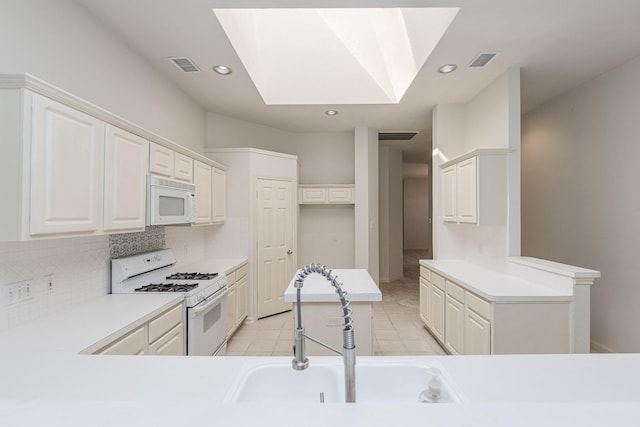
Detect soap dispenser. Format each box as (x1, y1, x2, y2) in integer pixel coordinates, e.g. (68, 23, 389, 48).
(419, 368, 442, 403)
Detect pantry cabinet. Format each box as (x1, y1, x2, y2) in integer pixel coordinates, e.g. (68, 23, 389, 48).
(440, 149, 507, 225)
(103, 125, 148, 232)
(30, 94, 105, 236)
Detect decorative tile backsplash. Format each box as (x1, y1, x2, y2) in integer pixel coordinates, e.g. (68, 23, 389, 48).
(109, 226, 166, 259)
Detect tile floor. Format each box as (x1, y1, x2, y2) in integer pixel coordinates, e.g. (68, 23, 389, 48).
(226, 250, 447, 356)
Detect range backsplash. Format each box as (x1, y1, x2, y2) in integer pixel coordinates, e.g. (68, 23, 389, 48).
(109, 226, 166, 259)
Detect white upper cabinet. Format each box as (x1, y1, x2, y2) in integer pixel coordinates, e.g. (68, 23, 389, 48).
(193, 160, 213, 224)
(103, 125, 148, 232)
(30, 94, 105, 236)
(212, 167, 226, 223)
(149, 142, 174, 177)
(173, 152, 194, 183)
(0, 74, 226, 240)
(298, 185, 355, 204)
(440, 149, 507, 225)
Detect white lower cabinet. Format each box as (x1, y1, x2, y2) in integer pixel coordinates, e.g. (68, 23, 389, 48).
(95, 302, 185, 356)
(226, 262, 249, 339)
(464, 307, 491, 355)
(444, 281, 465, 355)
(420, 265, 572, 355)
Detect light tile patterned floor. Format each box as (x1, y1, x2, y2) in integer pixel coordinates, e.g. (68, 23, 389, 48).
(226, 250, 447, 357)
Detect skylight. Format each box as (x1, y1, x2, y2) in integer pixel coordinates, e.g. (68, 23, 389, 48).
(213, 8, 459, 105)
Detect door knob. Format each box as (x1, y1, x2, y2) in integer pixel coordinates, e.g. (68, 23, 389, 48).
(287, 250, 293, 255)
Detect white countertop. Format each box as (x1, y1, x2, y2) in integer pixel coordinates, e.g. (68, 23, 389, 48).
(1, 353, 639, 426)
(420, 259, 573, 302)
(0, 294, 183, 354)
(284, 269, 382, 302)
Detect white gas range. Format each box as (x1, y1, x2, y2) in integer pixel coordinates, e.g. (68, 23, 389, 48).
(111, 249, 228, 356)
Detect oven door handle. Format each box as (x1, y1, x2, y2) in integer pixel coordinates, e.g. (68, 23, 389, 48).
(190, 288, 228, 317)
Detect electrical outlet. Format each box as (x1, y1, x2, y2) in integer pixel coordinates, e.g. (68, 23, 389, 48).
(44, 275, 55, 295)
(2, 280, 34, 306)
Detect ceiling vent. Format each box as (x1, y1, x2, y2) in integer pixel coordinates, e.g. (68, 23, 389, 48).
(378, 131, 419, 141)
(469, 52, 497, 68)
(169, 57, 200, 73)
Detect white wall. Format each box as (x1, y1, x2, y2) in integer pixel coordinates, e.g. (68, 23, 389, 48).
(0, 0, 207, 153)
(379, 147, 403, 282)
(432, 68, 521, 266)
(403, 176, 430, 250)
(522, 55, 640, 353)
(0, 0, 212, 331)
(206, 113, 356, 269)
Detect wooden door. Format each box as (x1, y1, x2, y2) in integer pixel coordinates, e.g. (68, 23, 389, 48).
(256, 178, 294, 318)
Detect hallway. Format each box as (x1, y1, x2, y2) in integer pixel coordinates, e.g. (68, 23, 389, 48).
(226, 250, 446, 356)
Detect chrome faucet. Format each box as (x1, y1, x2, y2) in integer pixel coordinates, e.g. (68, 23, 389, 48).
(292, 263, 356, 403)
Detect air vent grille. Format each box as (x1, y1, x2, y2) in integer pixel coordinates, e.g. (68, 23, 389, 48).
(378, 131, 419, 141)
(469, 53, 497, 68)
(169, 57, 200, 73)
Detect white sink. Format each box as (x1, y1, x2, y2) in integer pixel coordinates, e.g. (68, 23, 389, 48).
(226, 363, 343, 403)
(225, 359, 465, 403)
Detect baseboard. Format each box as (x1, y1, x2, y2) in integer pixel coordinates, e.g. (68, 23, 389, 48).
(590, 340, 615, 353)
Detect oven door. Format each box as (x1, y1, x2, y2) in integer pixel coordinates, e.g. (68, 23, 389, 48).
(187, 288, 228, 356)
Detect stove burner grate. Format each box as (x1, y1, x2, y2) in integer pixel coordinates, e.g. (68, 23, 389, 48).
(166, 272, 219, 280)
(135, 283, 199, 292)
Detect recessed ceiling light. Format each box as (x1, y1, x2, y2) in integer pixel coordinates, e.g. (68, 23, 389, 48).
(325, 110, 339, 116)
(438, 64, 457, 74)
(213, 65, 233, 75)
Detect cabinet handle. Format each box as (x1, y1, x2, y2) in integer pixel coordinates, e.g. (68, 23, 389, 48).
(287, 250, 293, 255)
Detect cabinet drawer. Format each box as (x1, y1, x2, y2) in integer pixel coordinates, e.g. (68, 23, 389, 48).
(431, 273, 445, 291)
(446, 280, 465, 302)
(419, 266, 431, 282)
(465, 291, 491, 319)
(148, 304, 183, 343)
(236, 263, 248, 280)
(99, 326, 146, 355)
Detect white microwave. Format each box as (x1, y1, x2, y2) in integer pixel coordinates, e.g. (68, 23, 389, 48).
(146, 175, 197, 226)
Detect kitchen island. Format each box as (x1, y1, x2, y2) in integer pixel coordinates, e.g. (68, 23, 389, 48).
(284, 269, 382, 356)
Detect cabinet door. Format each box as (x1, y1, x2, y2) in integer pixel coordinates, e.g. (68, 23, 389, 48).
(212, 167, 226, 223)
(226, 285, 237, 337)
(149, 142, 173, 177)
(194, 161, 213, 224)
(464, 307, 491, 355)
(98, 326, 146, 355)
(104, 125, 148, 232)
(236, 274, 248, 324)
(149, 324, 185, 356)
(30, 95, 104, 236)
(441, 165, 457, 222)
(174, 152, 193, 182)
(419, 277, 431, 327)
(456, 157, 477, 223)
(445, 295, 464, 355)
(300, 187, 327, 204)
(430, 285, 445, 343)
(328, 187, 354, 204)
